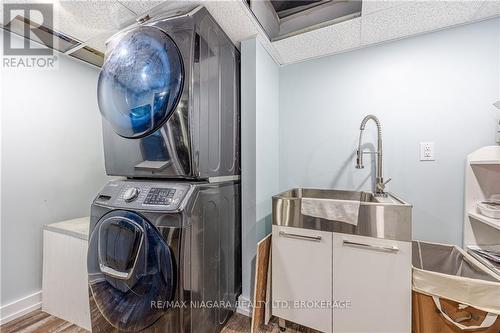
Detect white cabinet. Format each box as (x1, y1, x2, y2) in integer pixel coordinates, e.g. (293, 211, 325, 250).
(272, 227, 411, 333)
(272, 225, 333, 333)
(42, 218, 91, 330)
(332, 233, 411, 333)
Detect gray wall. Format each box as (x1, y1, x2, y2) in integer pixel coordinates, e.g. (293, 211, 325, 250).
(241, 38, 279, 304)
(255, 39, 280, 242)
(1, 32, 109, 306)
(279, 18, 500, 246)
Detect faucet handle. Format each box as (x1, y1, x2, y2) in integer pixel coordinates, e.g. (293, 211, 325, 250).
(375, 177, 392, 197)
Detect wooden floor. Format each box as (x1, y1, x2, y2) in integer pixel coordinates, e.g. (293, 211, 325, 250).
(0, 310, 87, 333)
(1, 310, 317, 333)
(223, 314, 319, 333)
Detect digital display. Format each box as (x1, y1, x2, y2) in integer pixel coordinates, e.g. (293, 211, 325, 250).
(144, 188, 176, 205)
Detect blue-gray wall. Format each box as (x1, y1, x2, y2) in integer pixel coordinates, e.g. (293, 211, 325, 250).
(279, 18, 500, 246)
(1, 32, 110, 306)
(241, 38, 279, 306)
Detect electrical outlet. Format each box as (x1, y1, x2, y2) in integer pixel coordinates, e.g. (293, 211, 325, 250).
(420, 142, 435, 161)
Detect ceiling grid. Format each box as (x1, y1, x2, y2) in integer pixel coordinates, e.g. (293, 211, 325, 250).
(1, 0, 499, 66)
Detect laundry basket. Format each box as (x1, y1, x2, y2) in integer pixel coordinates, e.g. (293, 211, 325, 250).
(412, 241, 500, 333)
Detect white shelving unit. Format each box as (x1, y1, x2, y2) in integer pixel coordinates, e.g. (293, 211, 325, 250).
(463, 146, 500, 247)
(467, 211, 500, 231)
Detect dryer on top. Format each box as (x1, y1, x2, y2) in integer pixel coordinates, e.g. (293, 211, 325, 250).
(98, 7, 240, 179)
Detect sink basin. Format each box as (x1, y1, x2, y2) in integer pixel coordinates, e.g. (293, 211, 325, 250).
(277, 188, 407, 204)
(273, 188, 412, 242)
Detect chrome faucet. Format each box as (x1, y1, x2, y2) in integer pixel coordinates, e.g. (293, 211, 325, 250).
(356, 115, 391, 197)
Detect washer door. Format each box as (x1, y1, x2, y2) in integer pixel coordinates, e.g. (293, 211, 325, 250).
(87, 210, 175, 331)
(97, 26, 184, 138)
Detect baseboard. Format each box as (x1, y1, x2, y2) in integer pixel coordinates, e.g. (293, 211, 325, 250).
(236, 295, 252, 317)
(0, 291, 42, 325)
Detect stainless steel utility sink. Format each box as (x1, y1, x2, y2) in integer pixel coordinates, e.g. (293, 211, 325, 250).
(272, 188, 412, 242)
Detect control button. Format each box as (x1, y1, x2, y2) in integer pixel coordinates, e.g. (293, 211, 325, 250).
(123, 187, 140, 202)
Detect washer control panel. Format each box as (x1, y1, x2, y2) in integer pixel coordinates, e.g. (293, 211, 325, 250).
(144, 188, 176, 205)
(96, 181, 191, 211)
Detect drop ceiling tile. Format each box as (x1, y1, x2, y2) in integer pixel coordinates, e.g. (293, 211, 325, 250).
(1, 2, 5, 25)
(361, 0, 484, 46)
(273, 17, 361, 64)
(0, 0, 33, 25)
(204, 1, 283, 63)
(0, 4, 4, 25)
(472, 1, 500, 20)
(54, 0, 136, 42)
(204, 1, 260, 44)
(119, 1, 165, 15)
(85, 32, 116, 53)
(82, 1, 199, 52)
(362, 0, 407, 15)
(120, 0, 199, 18)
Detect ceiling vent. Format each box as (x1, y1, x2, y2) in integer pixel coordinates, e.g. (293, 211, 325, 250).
(2, 15, 104, 67)
(4, 15, 80, 53)
(247, 0, 362, 41)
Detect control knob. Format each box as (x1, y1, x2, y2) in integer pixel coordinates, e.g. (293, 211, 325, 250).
(123, 187, 140, 202)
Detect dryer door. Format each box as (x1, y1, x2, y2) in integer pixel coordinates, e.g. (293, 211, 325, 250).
(97, 26, 184, 138)
(87, 210, 175, 331)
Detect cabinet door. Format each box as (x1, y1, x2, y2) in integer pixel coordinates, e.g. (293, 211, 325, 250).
(272, 225, 332, 333)
(42, 230, 91, 330)
(333, 233, 411, 333)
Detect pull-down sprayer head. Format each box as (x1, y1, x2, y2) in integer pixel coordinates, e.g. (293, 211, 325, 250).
(356, 130, 365, 169)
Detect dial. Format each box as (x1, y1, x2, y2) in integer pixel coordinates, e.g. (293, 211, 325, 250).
(123, 187, 140, 202)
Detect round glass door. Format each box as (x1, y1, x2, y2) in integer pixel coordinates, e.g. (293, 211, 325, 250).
(87, 210, 175, 331)
(97, 26, 184, 138)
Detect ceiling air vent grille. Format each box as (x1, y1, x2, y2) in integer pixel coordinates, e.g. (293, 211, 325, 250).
(2, 15, 104, 67)
(248, 0, 362, 41)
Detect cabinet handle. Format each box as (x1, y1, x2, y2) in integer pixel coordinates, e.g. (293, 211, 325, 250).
(343, 240, 399, 253)
(279, 231, 322, 242)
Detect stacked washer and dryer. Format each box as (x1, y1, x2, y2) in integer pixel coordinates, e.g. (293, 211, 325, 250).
(87, 7, 241, 333)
